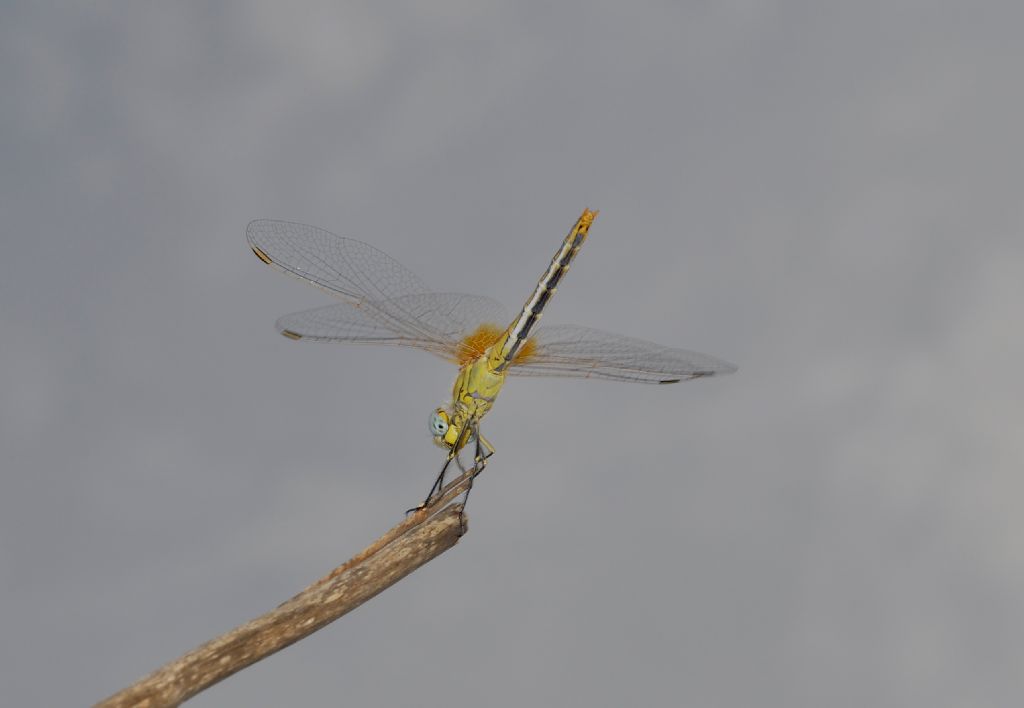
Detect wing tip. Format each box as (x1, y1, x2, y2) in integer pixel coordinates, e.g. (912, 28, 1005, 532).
(664, 363, 739, 383)
(251, 245, 273, 265)
(280, 329, 303, 340)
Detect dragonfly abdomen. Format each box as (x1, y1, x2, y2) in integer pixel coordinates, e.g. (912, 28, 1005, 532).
(488, 209, 597, 372)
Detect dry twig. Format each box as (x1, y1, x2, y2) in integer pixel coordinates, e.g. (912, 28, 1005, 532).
(96, 468, 477, 707)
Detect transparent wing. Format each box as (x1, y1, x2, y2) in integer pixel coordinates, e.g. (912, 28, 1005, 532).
(508, 324, 737, 384)
(247, 220, 512, 357)
(275, 293, 511, 362)
(246, 220, 428, 303)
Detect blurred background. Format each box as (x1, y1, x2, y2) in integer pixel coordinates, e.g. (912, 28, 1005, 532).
(2, 2, 1022, 706)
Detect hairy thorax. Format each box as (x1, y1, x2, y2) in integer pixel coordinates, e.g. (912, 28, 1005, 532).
(451, 354, 506, 420)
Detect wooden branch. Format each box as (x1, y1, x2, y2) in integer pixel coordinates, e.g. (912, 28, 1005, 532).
(96, 468, 477, 708)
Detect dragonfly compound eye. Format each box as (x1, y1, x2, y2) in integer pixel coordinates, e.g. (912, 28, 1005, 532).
(429, 409, 450, 437)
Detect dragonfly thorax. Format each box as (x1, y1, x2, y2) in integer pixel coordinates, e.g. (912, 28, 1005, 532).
(429, 353, 506, 452)
(453, 356, 505, 416)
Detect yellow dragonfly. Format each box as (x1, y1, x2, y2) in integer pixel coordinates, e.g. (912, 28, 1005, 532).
(247, 209, 736, 507)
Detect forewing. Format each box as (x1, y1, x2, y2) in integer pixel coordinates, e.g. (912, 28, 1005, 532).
(246, 220, 429, 303)
(508, 324, 737, 384)
(275, 292, 510, 362)
(248, 220, 515, 355)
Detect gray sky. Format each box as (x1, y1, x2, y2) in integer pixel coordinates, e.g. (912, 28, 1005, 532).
(2, 2, 1023, 706)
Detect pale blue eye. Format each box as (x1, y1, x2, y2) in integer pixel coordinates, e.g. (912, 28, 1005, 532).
(429, 411, 449, 437)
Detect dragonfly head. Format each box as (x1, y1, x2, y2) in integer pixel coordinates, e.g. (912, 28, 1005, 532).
(429, 406, 467, 450)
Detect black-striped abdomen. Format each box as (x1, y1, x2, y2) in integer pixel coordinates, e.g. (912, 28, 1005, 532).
(488, 209, 597, 372)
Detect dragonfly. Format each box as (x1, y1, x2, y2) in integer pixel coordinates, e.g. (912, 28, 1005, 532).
(247, 209, 736, 508)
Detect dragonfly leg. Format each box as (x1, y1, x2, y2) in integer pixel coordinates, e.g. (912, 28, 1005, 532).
(461, 422, 493, 508)
(407, 452, 456, 514)
(477, 432, 495, 462)
(452, 447, 469, 475)
(408, 421, 474, 513)
(429, 452, 457, 501)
